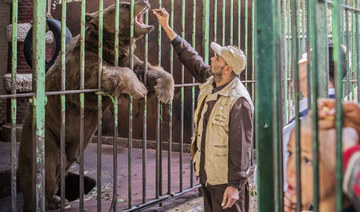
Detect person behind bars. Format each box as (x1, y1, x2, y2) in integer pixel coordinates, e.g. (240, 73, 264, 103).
(284, 116, 358, 212)
(153, 8, 254, 212)
(280, 43, 347, 190)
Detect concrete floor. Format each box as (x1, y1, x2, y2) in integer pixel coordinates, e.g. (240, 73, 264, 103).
(0, 141, 202, 211)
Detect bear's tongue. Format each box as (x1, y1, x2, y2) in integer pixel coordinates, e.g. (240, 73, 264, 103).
(136, 13, 144, 25)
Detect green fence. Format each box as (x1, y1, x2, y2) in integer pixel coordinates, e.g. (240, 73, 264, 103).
(256, 0, 359, 211)
(3, 0, 359, 211)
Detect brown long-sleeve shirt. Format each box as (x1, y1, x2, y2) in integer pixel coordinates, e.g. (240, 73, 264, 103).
(171, 36, 254, 188)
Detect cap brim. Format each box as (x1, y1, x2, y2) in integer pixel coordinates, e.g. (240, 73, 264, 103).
(210, 42, 223, 56)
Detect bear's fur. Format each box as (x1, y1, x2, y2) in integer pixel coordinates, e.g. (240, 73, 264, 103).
(18, 1, 174, 210)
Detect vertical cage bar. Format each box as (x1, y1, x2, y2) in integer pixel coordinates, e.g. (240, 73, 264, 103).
(113, 97, 119, 211)
(180, 0, 185, 192)
(156, 0, 162, 200)
(10, 0, 18, 210)
(168, 0, 174, 195)
(190, 0, 196, 188)
(351, 6, 355, 101)
(60, 0, 67, 210)
(214, 0, 217, 43)
(230, 0, 234, 45)
(356, 0, 360, 101)
(254, 0, 276, 210)
(302, 0, 307, 54)
(309, 0, 320, 210)
(238, 0, 241, 47)
(332, 0, 344, 210)
(317, 0, 329, 97)
(291, 0, 302, 211)
(287, 0, 292, 120)
(203, 0, 210, 63)
(282, 0, 288, 123)
(32, 0, 46, 209)
(273, 0, 283, 211)
(222, 0, 226, 45)
(79, 0, 86, 210)
(97, 0, 103, 210)
(345, 1, 350, 98)
(128, 0, 135, 208)
(142, 3, 148, 204)
(297, 0, 302, 53)
(251, 0, 255, 100)
(245, 0, 249, 85)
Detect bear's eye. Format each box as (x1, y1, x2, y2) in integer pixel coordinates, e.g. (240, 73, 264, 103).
(122, 4, 129, 9)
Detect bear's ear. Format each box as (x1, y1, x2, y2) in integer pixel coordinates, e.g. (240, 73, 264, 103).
(85, 12, 97, 26)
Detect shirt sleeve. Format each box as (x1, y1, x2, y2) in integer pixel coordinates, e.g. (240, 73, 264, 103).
(343, 145, 360, 211)
(171, 35, 211, 83)
(227, 97, 254, 189)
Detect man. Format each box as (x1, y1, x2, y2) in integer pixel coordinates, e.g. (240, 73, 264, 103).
(153, 8, 254, 212)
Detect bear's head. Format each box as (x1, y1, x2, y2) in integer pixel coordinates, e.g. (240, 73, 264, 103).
(86, 0, 154, 42)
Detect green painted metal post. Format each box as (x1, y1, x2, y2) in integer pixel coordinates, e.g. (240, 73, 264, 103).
(356, 0, 360, 102)
(128, 0, 135, 208)
(143, 1, 148, 203)
(332, 0, 344, 211)
(10, 0, 18, 210)
(238, 0, 241, 47)
(96, 0, 103, 210)
(245, 0, 249, 83)
(273, 0, 283, 211)
(255, 0, 278, 210)
(203, 0, 210, 63)
(60, 0, 67, 210)
(222, 0, 226, 46)
(168, 0, 174, 195)
(180, 0, 185, 192)
(316, 0, 329, 97)
(190, 0, 196, 188)
(230, 0, 233, 45)
(282, 0, 288, 123)
(79, 0, 86, 210)
(345, 0, 350, 98)
(309, 0, 320, 210)
(214, 0, 217, 43)
(291, 0, 302, 210)
(156, 0, 162, 200)
(32, 0, 46, 210)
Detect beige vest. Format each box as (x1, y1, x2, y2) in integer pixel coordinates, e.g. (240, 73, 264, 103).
(191, 76, 253, 185)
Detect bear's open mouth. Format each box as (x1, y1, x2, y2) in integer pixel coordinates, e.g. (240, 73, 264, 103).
(136, 5, 150, 28)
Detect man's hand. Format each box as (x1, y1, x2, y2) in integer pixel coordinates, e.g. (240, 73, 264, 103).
(152, 8, 170, 29)
(221, 186, 239, 209)
(152, 8, 177, 41)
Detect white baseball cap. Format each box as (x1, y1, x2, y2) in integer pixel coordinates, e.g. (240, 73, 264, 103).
(210, 42, 246, 75)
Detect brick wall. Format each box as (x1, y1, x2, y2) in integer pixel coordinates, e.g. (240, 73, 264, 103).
(0, 1, 10, 126)
(3, 0, 57, 125)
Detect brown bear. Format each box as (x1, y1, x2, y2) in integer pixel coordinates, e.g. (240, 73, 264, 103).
(18, 0, 174, 210)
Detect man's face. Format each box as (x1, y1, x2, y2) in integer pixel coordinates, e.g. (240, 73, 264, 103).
(210, 55, 227, 78)
(286, 126, 336, 209)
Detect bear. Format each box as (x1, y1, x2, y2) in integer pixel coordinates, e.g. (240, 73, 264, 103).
(17, 0, 174, 210)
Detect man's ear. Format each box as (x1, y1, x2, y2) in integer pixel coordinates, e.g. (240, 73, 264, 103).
(225, 65, 232, 74)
